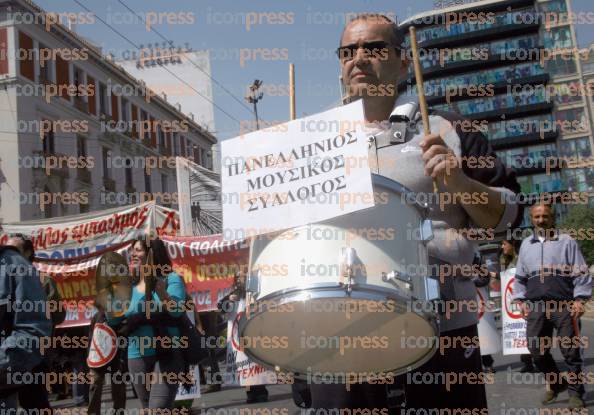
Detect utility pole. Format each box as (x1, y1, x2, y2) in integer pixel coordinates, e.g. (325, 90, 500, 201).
(245, 79, 263, 130)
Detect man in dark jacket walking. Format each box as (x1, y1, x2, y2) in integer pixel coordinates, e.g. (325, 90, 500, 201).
(0, 245, 52, 409)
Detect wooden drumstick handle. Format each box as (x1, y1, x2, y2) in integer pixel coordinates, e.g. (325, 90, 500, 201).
(409, 26, 439, 194)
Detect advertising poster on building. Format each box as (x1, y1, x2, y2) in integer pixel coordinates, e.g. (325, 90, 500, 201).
(501, 268, 530, 355)
(224, 299, 277, 386)
(175, 157, 221, 236)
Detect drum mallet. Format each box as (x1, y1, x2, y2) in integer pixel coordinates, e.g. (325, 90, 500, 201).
(409, 26, 439, 194)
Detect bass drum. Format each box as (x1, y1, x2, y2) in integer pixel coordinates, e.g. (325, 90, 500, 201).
(240, 174, 439, 379)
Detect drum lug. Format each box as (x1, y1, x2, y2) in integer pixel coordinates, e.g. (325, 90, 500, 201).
(341, 247, 357, 295)
(382, 270, 413, 293)
(246, 269, 260, 298)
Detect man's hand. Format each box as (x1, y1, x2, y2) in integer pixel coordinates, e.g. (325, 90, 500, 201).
(570, 300, 586, 318)
(420, 133, 465, 187)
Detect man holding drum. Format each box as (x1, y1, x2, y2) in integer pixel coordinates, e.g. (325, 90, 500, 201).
(308, 14, 521, 411)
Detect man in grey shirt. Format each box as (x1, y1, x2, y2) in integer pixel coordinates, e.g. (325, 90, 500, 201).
(513, 203, 591, 409)
(308, 13, 521, 411)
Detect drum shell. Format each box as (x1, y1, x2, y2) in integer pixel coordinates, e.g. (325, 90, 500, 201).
(242, 175, 440, 377)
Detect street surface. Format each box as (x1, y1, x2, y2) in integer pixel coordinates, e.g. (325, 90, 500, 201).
(53, 318, 594, 414)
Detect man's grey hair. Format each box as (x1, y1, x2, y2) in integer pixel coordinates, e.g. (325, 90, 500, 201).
(340, 13, 404, 48)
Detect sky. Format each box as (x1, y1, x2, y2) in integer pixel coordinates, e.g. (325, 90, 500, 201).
(34, 0, 594, 141)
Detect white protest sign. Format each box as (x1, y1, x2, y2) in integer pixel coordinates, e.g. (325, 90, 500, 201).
(221, 100, 372, 240)
(476, 287, 501, 356)
(175, 365, 201, 401)
(501, 268, 530, 355)
(224, 299, 277, 386)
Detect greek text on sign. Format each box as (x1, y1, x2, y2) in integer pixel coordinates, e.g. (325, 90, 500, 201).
(87, 323, 117, 368)
(221, 100, 372, 240)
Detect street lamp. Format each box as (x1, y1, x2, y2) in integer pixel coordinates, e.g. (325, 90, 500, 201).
(245, 79, 264, 130)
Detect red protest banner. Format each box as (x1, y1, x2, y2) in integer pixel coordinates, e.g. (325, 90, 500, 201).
(162, 234, 249, 312)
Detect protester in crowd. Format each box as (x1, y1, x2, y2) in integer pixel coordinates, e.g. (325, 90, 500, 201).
(218, 274, 268, 404)
(118, 238, 187, 410)
(87, 308, 127, 415)
(497, 239, 535, 373)
(472, 252, 495, 373)
(0, 243, 52, 409)
(72, 346, 90, 406)
(7, 235, 63, 411)
(307, 13, 520, 411)
(513, 203, 592, 409)
(191, 300, 223, 394)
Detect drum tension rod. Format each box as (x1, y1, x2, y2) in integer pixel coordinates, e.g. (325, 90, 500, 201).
(342, 247, 357, 295)
(382, 270, 413, 293)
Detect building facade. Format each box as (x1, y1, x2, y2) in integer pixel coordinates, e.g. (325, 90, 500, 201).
(400, 0, 594, 226)
(0, 0, 217, 223)
(117, 47, 216, 134)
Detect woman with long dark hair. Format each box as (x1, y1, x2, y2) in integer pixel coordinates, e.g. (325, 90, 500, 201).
(122, 238, 187, 410)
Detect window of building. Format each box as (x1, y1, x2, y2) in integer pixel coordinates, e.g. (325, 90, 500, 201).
(79, 203, 89, 214)
(406, 7, 536, 45)
(102, 147, 111, 179)
(37, 43, 53, 84)
(434, 88, 547, 116)
(201, 147, 208, 167)
(563, 167, 594, 192)
(98, 82, 109, 116)
(144, 171, 151, 193)
(73, 66, 85, 108)
(558, 137, 592, 160)
(418, 35, 539, 69)
(555, 108, 588, 135)
(42, 123, 55, 154)
(543, 26, 573, 50)
(424, 63, 543, 98)
(531, 171, 564, 193)
(120, 98, 130, 134)
(545, 55, 577, 77)
(551, 81, 584, 106)
(172, 133, 179, 156)
(497, 143, 558, 170)
(538, 0, 569, 23)
(140, 110, 150, 142)
(157, 125, 165, 153)
(43, 185, 55, 218)
(582, 60, 594, 74)
(161, 174, 168, 193)
(488, 114, 555, 141)
(125, 158, 133, 189)
(76, 135, 87, 158)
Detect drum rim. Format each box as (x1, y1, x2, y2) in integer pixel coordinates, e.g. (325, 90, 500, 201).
(370, 173, 429, 217)
(239, 283, 439, 378)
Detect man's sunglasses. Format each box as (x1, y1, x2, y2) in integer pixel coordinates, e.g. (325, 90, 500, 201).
(336, 41, 398, 61)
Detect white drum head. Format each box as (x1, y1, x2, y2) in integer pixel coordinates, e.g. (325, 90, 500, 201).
(241, 293, 437, 378)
